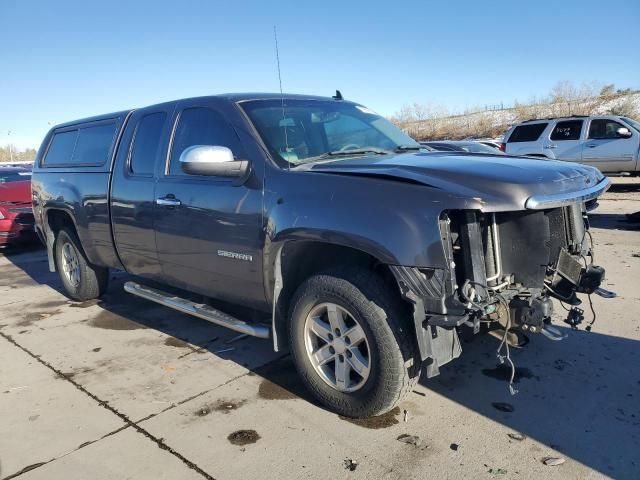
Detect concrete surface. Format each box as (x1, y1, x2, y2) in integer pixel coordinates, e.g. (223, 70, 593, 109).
(1, 177, 639, 480)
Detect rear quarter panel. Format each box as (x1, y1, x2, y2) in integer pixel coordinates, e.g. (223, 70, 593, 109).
(32, 112, 131, 269)
(31, 170, 121, 268)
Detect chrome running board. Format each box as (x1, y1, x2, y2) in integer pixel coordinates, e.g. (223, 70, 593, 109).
(124, 281, 270, 339)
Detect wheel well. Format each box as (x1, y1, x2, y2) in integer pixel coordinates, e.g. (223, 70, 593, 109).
(47, 209, 76, 235)
(272, 240, 403, 351)
(43, 210, 77, 272)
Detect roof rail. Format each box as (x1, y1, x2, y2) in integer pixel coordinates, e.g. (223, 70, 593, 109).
(521, 114, 589, 123)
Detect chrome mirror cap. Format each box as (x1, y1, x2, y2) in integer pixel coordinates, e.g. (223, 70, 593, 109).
(616, 127, 632, 138)
(179, 145, 248, 177)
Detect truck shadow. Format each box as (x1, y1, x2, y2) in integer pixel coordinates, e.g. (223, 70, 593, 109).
(3, 249, 639, 477)
(606, 181, 640, 193)
(588, 212, 640, 231)
(1, 248, 316, 402)
(0, 243, 54, 290)
(0, 241, 44, 258)
(424, 327, 640, 477)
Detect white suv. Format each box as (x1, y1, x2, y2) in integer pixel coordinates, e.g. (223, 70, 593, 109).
(503, 115, 640, 174)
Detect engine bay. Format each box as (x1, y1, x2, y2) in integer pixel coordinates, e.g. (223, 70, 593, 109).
(434, 204, 615, 392)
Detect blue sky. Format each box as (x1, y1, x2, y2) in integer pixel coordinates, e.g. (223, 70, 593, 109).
(2, 0, 639, 149)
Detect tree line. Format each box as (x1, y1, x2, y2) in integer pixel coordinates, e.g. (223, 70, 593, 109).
(0, 145, 37, 163)
(391, 81, 640, 141)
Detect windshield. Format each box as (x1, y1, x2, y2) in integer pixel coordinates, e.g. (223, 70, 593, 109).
(621, 117, 640, 133)
(240, 99, 419, 167)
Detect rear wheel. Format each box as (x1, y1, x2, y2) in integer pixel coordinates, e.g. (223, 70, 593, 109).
(288, 267, 421, 417)
(54, 228, 109, 301)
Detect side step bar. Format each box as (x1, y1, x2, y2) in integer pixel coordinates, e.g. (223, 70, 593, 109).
(124, 281, 270, 339)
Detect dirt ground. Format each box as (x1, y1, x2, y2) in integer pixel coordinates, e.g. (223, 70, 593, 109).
(1, 177, 638, 480)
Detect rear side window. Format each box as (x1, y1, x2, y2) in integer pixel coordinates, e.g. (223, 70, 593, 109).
(550, 120, 583, 141)
(45, 122, 117, 166)
(169, 107, 242, 176)
(588, 119, 628, 139)
(44, 130, 78, 165)
(73, 123, 117, 164)
(508, 123, 548, 143)
(129, 112, 167, 176)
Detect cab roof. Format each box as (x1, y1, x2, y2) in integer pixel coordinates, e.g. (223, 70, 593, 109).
(50, 93, 348, 131)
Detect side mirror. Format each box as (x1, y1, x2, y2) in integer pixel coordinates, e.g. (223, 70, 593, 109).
(180, 145, 249, 177)
(616, 127, 632, 138)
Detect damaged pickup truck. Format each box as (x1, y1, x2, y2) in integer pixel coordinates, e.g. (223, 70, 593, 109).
(32, 93, 612, 417)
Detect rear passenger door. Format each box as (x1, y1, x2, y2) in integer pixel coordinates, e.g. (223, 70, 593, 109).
(547, 119, 584, 162)
(153, 98, 266, 308)
(505, 123, 548, 156)
(581, 118, 638, 172)
(110, 104, 174, 278)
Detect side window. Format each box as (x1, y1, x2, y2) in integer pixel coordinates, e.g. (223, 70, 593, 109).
(44, 122, 117, 166)
(550, 120, 583, 141)
(169, 107, 242, 176)
(507, 123, 548, 143)
(73, 123, 118, 165)
(44, 130, 78, 165)
(588, 119, 628, 139)
(129, 112, 167, 176)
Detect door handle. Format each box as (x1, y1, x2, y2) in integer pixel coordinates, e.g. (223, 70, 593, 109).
(586, 144, 597, 148)
(156, 196, 181, 207)
(544, 144, 558, 149)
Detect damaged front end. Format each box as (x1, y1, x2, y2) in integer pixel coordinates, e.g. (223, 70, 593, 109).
(392, 197, 614, 388)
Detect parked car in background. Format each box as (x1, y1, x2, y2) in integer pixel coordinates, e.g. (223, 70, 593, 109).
(503, 115, 640, 174)
(2, 161, 34, 168)
(474, 139, 504, 151)
(0, 164, 32, 181)
(420, 140, 504, 154)
(0, 165, 35, 247)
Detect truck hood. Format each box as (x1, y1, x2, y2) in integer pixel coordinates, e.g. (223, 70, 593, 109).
(303, 152, 608, 211)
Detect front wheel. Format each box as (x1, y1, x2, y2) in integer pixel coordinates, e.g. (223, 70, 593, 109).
(288, 267, 421, 418)
(54, 228, 109, 301)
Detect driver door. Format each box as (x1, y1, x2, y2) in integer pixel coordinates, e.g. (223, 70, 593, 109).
(581, 118, 637, 172)
(153, 98, 265, 307)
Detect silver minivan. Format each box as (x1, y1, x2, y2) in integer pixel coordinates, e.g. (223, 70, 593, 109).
(504, 115, 640, 174)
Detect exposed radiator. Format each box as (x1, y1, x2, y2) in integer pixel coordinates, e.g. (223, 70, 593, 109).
(450, 204, 586, 290)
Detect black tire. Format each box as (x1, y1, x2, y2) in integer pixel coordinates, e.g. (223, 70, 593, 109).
(288, 267, 421, 418)
(54, 227, 109, 301)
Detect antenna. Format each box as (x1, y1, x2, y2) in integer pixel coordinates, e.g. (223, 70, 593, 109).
(273, 25, 289, 166)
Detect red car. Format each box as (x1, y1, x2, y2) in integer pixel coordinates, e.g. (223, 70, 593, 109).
(0, 166, 36, 247)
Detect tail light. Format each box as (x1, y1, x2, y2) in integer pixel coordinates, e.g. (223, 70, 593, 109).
(499, 143, 506, 152)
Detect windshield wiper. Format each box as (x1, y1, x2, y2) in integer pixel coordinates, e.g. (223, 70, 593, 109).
(394, 145, 424, 152)
(297, 147, 393, 165)
(324, 147, 393, 157)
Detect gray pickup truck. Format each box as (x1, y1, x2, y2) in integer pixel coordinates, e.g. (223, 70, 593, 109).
(32, 93, 611, 417)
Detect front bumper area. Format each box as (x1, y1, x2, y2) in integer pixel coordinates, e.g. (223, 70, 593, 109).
(390, 201, 608, 377)
(525, 177, 610, 210)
